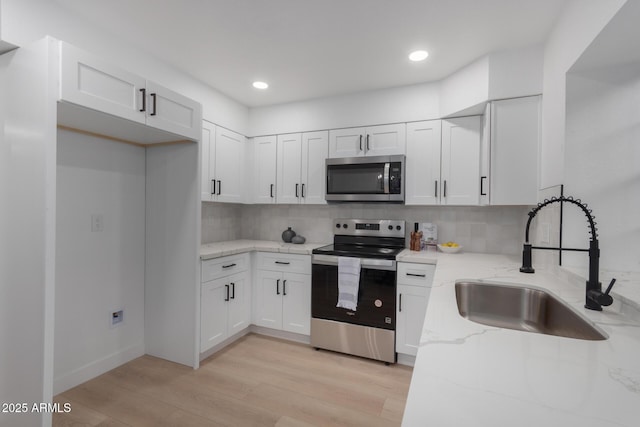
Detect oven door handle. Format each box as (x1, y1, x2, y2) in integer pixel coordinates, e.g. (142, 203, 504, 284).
(312, 254, 396, 271)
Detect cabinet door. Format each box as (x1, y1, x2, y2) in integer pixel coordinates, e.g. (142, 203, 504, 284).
(59, 42, 146, 124)
(145, 81, 202, 140)
(364, 123, 406, 156)
(201, 121, 216, 201)
(396, 284, 430, 356)
(301, 131, 328, 205)
(276, 133, 302, 204)
(215, 127, 245, 203)
(227, 272, 250, 336)
(282, 273, 311, 335)
(441, 117, 481, 205)
(253, 136, 277, 203)
(405, 120, 442, 205)
(328, 127, 366, 158)
(490, 96, 541, 205)
(255, 270, 283, 329)
(200, 278, 229, 352)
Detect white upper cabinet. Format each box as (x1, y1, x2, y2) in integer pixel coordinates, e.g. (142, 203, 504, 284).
(214, 127, 246, 203)
(201, 121, 246, 203)
(277, 131, 328, 205)
(487, 96, 541, 205)
(329, 124, 405, 158)
(60, 42, 146, 124)
(277, 133, 303, 204)
(253, 136, 277, 204)
(301, 131, 328, 205)
(144, 81, 201, 140)
(405, 120, 442, 205)
(441, 116, 482, 205)
(59, 42, 201, 141)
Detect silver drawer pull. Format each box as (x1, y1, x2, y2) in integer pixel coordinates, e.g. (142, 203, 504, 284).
(406, 273, 426, 277)
(222, 263, 236, 269)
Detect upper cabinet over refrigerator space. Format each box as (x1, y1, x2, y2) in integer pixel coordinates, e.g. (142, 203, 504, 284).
(329, 123, 406, 158)
(58, 41, 202, 144)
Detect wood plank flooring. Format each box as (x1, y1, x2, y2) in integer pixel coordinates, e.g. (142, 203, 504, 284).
(53, 333, 413, 427)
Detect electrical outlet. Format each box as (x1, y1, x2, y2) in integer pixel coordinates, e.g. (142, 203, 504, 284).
(91, 214, 104, 232)
(111, 310, 123, 327)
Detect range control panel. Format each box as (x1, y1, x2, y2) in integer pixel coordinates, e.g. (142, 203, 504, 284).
(333, 219, 405, 238)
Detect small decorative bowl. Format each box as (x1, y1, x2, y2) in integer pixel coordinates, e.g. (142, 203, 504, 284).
(291, 235, 306, 244)
(437, 244, 462, 254)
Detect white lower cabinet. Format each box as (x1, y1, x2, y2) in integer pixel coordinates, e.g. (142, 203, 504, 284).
(254, 253, 311, 335)
(200, 254, 250, 352)
(396, 262, 435, 356)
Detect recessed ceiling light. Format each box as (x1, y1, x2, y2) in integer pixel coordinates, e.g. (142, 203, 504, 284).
(252, 81, 269, 89)
(409, 50, 429, 62)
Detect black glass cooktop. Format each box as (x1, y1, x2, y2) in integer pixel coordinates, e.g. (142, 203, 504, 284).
(312, 243, 404, 260)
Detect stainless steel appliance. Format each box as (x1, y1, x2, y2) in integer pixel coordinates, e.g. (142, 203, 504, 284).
(325, 155, 405, 202)
(311, 219, 405, 364)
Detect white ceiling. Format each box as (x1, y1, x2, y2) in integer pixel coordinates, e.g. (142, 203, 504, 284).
(54, 0, 567, 107)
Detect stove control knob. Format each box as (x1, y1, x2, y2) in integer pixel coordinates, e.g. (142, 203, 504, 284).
(388, 225, 393, 230)
(396, 225, 402, 231)
(336, 223, 341, 228)
(343, 224, 348, 229)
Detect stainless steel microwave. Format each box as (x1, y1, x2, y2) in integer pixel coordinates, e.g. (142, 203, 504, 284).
(325, 155, 405, 202)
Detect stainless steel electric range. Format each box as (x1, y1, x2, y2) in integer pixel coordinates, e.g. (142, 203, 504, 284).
(311, 219, 405, 364)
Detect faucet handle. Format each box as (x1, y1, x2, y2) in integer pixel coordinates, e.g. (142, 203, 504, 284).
(604, 278, 617, 296)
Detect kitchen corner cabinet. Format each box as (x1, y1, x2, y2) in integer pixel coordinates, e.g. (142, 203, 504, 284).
(200, 254, 251, 352)
(59, 42, 201, 140)
(328, 123, 406, 158)
(441, 116, 481, 205)
(276, 131, 328, 205)
(252, 136, 277, 203)
(486, 95, 541, 205)
(405, 120, 442, 205)
(396, 263, 435, 356)
(406, 116, 481, 205)
(201, 121, 246, 203)
(254, 253, 311, 335)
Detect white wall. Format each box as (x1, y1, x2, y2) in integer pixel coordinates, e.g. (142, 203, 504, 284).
(0, 38, 57, 427)
(54, 129, 146, 394)
(488, 45, 543, 100)
(439, 55, 489, 118)
(1, 0, 249, 134)
(540, 0, 626, 189)
(249, 82, 440, 137)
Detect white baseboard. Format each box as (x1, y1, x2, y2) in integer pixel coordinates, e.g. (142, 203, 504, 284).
(250, 325, 311, 344)
(397, 353, 416, 367)
(53, 343, 145, 395)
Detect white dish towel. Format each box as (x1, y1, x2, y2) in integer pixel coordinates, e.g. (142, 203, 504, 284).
(337, 256, 361, 311)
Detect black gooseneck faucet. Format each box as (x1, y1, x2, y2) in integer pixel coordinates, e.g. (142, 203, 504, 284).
(519, 196, 616, 311)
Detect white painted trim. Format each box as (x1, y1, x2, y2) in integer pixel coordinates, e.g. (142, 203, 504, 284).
(53, 344, 144, 394)
(250, 325, 311, 345)
(397, 353, 416, 367)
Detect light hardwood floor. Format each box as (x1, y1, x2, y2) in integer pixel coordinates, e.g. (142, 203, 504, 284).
(53, 333, 413, 426)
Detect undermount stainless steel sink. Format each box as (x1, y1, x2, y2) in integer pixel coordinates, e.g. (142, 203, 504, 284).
(455, 281, 607, 341)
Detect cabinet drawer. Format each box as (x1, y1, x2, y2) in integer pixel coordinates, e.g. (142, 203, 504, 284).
(397, 263, 435, 287)
(201, 253, 249, 283)
(256, 252, 311, 275)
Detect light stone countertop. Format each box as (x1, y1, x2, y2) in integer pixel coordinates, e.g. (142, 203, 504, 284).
(401, 252, 640, 427)
(200, 239, 328, 260)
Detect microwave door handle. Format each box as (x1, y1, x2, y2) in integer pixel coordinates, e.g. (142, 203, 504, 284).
(383, 162, 390, 194)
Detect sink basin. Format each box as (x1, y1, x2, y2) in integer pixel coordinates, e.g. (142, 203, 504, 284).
(455, 281, 607, 341)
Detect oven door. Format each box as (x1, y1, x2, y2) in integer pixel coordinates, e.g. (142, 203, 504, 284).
(311, 255, 396, 330)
